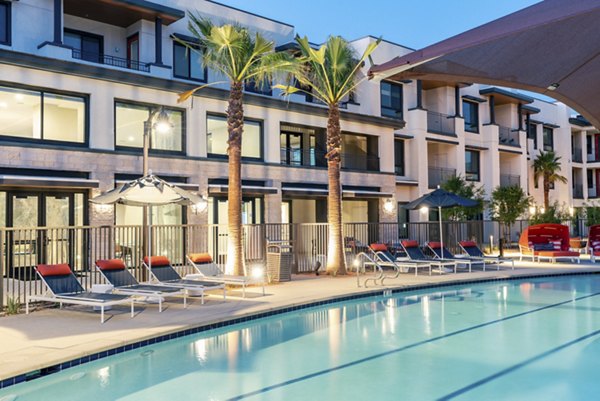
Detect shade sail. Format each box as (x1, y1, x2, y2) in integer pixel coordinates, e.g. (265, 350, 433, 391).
(369, 0, 600, 127)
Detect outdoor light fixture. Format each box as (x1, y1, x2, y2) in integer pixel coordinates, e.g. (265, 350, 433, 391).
(94, 203, 113, 213)
(251, 266, 264, 280)
(420, 206, 429, 214)
(529, 206, 536, 215)
(383, 199, 394, 213)
(540, 207, 545, 214)
(569, 207, 575, 217)
(191, 196, 208, 214)
(547, 83, 560, 91)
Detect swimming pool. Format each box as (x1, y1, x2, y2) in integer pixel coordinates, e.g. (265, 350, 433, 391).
(2, 275, 600, 400)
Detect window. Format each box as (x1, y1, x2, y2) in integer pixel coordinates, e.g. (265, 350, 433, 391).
(0, 1, 10, 45)
(587, 135, 593, 155)
(380, 81, 403, 119)
(64, 29, 103, 63)
(527, 122, 538, 149)
(115, 101, 184, 152)
(465, 150, 480, 181)
(173, 42, 206, 82)
(397, 202, 409, 238)
(543, 127, 554, 151)
(0, 85, 86, 144)
(244, 79, 272, 96)
(207, 114, 262, 160)
(394, 139, 405, 175)
(462, 100, 479, 133)
(588, 170, 594, 189)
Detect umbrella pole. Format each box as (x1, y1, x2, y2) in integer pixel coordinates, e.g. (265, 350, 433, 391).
(439, 206, 443, 259)
(149, 205, 152, 277)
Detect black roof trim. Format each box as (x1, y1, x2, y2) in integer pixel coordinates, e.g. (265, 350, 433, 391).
(204, 0, 294, 28)
(479, 87, 534, 104)
(462, 95, 486, 103)
(115, 0, 184, 19)
(569, 115, 592, 127)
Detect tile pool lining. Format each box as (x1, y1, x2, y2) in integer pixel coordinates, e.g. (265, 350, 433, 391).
(2, 270, 599, 390)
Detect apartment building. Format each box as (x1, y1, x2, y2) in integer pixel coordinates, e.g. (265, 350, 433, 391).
(0, 0, 586, 244)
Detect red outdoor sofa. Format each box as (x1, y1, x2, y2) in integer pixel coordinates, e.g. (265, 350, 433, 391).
(518, 224, 580, 263)
(587, 225, 600, 262)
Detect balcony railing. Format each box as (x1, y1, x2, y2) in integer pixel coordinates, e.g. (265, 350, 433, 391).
(573, 184, 584, 199)
(500, 174, 520, 187)
(428, 166, 456, 188)
(427, 111, 455, 136)
(572, 147, 583, 163)
(72, 49, 151, 72)
(280, 147, 379, 171)
(498, 126, 520, 147)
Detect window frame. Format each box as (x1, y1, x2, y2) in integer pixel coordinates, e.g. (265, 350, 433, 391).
(0, 82, 89, 147)
(542, 126, 554, 151)
(465, 149, 480, 182)
(527, 122, 538, 149)
(172, 41, 207, 83)
(394, 139, 405, 176)
(114, 99, 186, 155)
(380, 81, 403, 119)
(462, 100, 479, 133)
(0, 1, 11, 46)
(206, 112, 264, 161)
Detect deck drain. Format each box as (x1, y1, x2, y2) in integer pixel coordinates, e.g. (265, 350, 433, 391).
(69, 372, 86, 381)
(140, 350, 155, 357)
(0, 394, 18, 401)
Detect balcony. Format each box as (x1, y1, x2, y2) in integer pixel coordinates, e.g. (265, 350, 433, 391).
(280, 147, 379, 172)
(427, 111, 455, 136)
(572, 147, 583, 163)
(498, 126, 520, 147)
(428, 166, 456, 189)
(72, 49, 151, 72)
(573, 184, 584, 199)
(500, 174, 520, 187)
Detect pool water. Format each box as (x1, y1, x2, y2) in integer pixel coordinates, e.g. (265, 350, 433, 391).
(2, 275, 600, 401)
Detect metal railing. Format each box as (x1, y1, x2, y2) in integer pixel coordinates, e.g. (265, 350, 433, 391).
(428, 166, 456, 188)
(499, 126, 520, 147)
(72, 49, 151, 72)
(427, 111, 455, 136)
(572, 147, 583, 163)
(500, 174, 520, 187)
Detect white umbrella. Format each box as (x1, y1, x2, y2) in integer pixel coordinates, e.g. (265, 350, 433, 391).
(91, 173, 205, 270)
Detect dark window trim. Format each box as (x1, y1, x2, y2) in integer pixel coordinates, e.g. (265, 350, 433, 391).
(0, 1, 11, 46)
(542, 126, 554, 151)
(172, 41, 207, 83)
(206, 112, 264, 161)
(0, 81, 89, 147)
(114, 99, 187, 155)
(462, 99, 479, 133)
(465, 149, 480, 182)
(380, 80, 403, 120)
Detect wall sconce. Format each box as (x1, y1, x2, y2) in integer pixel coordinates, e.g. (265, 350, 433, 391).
(420, 206, 429, 214)
(540, 207, 545, 214)
(383, 199, 395, 214)
(569, 207, 575, 217)
(529, 206, 536, 215)
(191, 196, 208, 214)
(94, 203, 113, 213)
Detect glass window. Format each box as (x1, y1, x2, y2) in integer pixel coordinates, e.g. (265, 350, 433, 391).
(543, 127, 554, 151)
(587, 135, 593, 155)
(380, 81, 403, 119)
(115, 102, 184, 152)
(341, 133, 368, 170)
(244, 79, 272, 96)
(206, 114, 262, 160)
(527, 122, 538, 149)
(588, 169, 594, 189)
(173, 42, 206, 82)
(0, 2, 10, 45)
(0, 86, 86, 143)
(394, 139, 405, 176)
(465, 150, 480, 181)
(64, 29, 103, 63)
(462, 100, 479, 133)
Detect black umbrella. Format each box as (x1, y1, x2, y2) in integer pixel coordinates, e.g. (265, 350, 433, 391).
(403, 188, 478, 258)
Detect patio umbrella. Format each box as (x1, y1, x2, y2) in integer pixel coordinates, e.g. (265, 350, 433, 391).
(403, 188, 478, 259)
(369, 0, 600, 128)
(90, 173, 204, 269)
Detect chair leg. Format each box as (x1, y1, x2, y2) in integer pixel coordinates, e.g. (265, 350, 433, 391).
(159, 298, 163, 313)
(130, 301, 134, 318)
(26, 298, 29, 315)
(101, 306, 105, 324)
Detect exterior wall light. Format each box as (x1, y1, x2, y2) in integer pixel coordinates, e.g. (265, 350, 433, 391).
(383, 198, 395, 214)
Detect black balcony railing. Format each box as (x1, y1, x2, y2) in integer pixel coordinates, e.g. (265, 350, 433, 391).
(572, 147, 583, 163)
(428, 166, 456, 188)
(72, 49, 151, 72)
(427, 111, 455, 136)
(498, 126, 520, 147)
(500, 174, 520, 187)
(280, 147, 379, 171)
(573, 184, 584, 199)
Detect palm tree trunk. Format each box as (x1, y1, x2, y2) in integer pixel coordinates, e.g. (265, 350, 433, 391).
(543, 176, 549, 209)
(226, 81, 245, 276)
(325, 104, 347, 275)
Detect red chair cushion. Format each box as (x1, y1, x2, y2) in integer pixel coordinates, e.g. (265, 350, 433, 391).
(370, 243, 388, 252)
(401, 240, 419, 248)
(428, 242, 443, 249)
(37, 264, 71, 277)
(189, 253, 213, 264)
(144, 256, 171, 266)
(96, 259, 126, 271)
(459, 241, 478, 247)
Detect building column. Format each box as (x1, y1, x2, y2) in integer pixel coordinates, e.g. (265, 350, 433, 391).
(454, 85, 461, 117)
(489, 95, 496, 124)
(53, 0, 63, 45)
(155, 17, 163, 65)
(518, 104, 523, 131)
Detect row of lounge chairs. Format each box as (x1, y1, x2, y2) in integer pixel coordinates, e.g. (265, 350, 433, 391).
(26, 253, 264, 323)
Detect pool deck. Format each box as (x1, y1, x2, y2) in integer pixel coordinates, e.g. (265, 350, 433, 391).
(2, 259, 600, 383)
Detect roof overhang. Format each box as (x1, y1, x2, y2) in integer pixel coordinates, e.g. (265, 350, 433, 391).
(208, 185, 278, 195)
(64, 0, 185, 27)
(0, 175, 99, 189)
(281, 186, 393, 199)
(479, 87, 534, 105)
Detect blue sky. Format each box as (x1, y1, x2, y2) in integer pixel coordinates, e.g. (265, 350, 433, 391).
(216, 0, 540, 48)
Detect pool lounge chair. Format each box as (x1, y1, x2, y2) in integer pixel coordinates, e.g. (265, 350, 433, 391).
(426, 242, 487, 272)
(368, 243, 432, 277)
(26, 263, 135, 323)
(143, 256, 226, 300)
(96, 259, 188, 310)
(400, 240, 457, 274)
(185, 253, 265, 297)
(458, 241, 514, 270)
(518, 224, 581, 263)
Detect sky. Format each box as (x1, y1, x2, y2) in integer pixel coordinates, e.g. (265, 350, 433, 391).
(215, 0, 541, 49)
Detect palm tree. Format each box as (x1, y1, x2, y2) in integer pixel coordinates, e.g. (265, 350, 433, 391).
(178, 15, 298, 276)
(276, 36, 380, 275)
(533, 150, 567, 209)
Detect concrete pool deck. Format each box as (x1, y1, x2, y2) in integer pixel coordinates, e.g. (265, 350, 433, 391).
(2, 260, 600, 383)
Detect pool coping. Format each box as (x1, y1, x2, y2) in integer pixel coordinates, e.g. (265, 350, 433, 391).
(2, 270, 599, 389)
